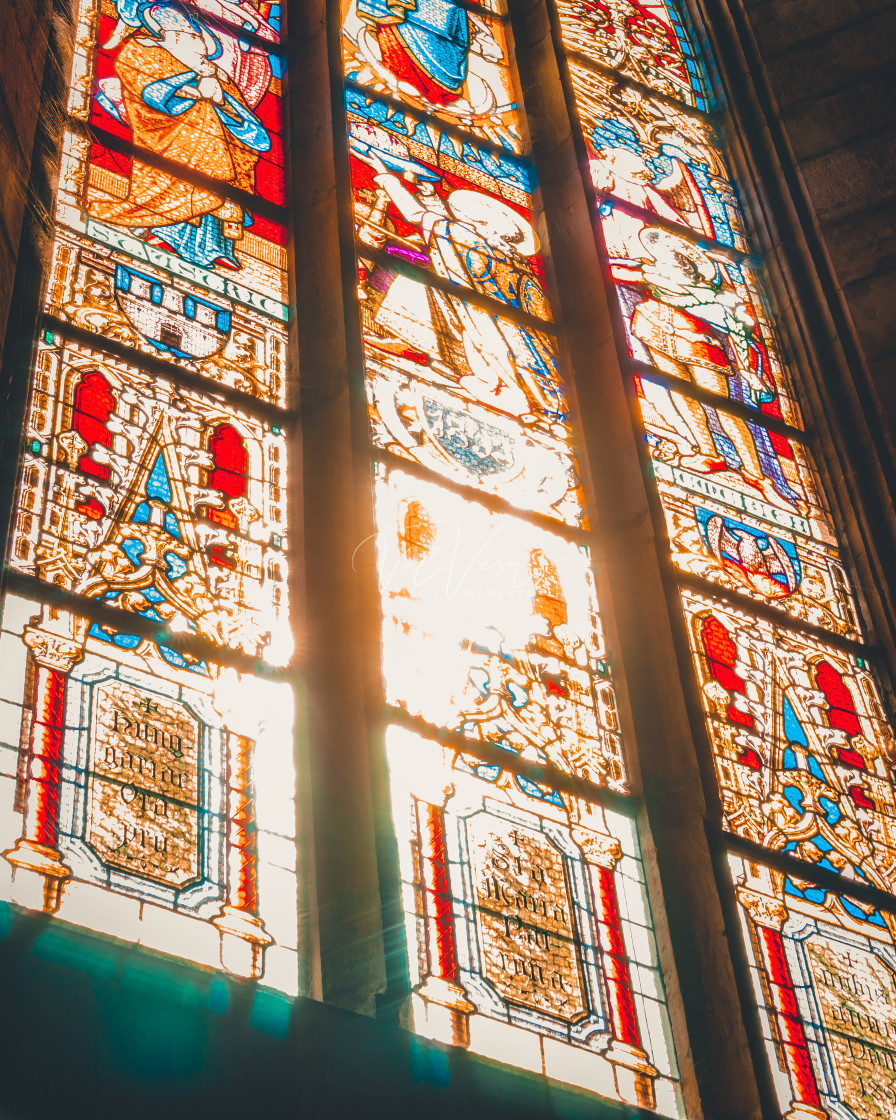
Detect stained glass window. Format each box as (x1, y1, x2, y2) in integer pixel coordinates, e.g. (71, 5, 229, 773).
(733, 854, 896, 1119)
(3, 0, 892, 1107)
(342, 0, 682, 1108)
(342, 0, 522, 152)
(683, 588, 896, 885)
(0, 0, 296, 992)
(557, 0, 896, 1115)
(555, 0, 709, 110)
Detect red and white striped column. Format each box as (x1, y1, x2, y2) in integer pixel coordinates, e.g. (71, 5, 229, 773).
(414, 794, 475, 1047)
(575, 827, 658, 1110)
(739, 889, 828, 1120)
(213, 731, 272, 978)
(4, 626, 83, 912)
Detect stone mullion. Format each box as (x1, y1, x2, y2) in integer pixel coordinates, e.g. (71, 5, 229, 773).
(283, 0, 391, 1012)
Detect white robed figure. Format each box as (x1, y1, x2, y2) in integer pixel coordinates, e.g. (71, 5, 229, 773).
(360, 150, 563, 424)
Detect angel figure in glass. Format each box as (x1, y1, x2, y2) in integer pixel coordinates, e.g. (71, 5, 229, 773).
(622, 230, 800, 509)
(355, 146, 562, 423)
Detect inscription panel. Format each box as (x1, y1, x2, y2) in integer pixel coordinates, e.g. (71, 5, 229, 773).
(86, 681, 201, 887)
(468, 814, 587, 1021)
(806, 935, 896, 1117)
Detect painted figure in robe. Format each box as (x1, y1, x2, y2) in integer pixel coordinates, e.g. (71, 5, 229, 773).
(356, 0, 471, 105)
(358, 149, 563, 422)
(588, 128, 799, 509)
(587, 115, 736, 248)
(631, 231, 800, 509)
(346, 0, 512, 144)
(90, 0, 275, 269)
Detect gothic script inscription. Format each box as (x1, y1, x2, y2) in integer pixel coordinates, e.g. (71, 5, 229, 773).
(86, 680, 201, 887)
(806, 934, 896, 1117)
(468, 814, 587, 1021)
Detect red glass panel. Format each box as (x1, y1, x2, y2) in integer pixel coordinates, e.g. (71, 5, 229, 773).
(701, 615, 755, 729)
(702, 616, 744, 693)
(206, 424, 248, 539)
(208, 423, 248, 498)
(816, 660, 862, 737)
(73, 370, 114, 479)
(837, 746, 867, 770)
(75, 497, 106, 520)
(849, 786, 876, 810)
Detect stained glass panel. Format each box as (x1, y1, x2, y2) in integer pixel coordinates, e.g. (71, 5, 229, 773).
(555, 0, 709, 109)
(559, 4, 874, 637)
(733, 854, 896, 1119)
(570, 59, 746, 250)
(638, 380, 857, 634)
(560, 0, 884, 656)
(607, 214, 799, 425)
(638, 378, 818, 522)
(387, 724, 680, 1112)
(80, 139, 287, 306)
(73, 0, 285, 205)
(51, 128, 288, 401)
(342, 0, 523, 154)
(189, 0, 281, 43)
(0, 598, 297, 989)
(557, 2, 881, 642)
(367, 354, 582, 523)
(684, 589, 896, 894)
(357, 256, 561, 405)
(377, 468, 624, 790)
(69, 0, 283, 108)
(348, 92, 549, 312)
(13, 334, 290, 664)
(361, 262, 579, 521)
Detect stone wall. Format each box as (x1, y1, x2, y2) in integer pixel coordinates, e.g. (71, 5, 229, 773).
(0, 0, 52, 352)
(739, 0, 896, 438)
